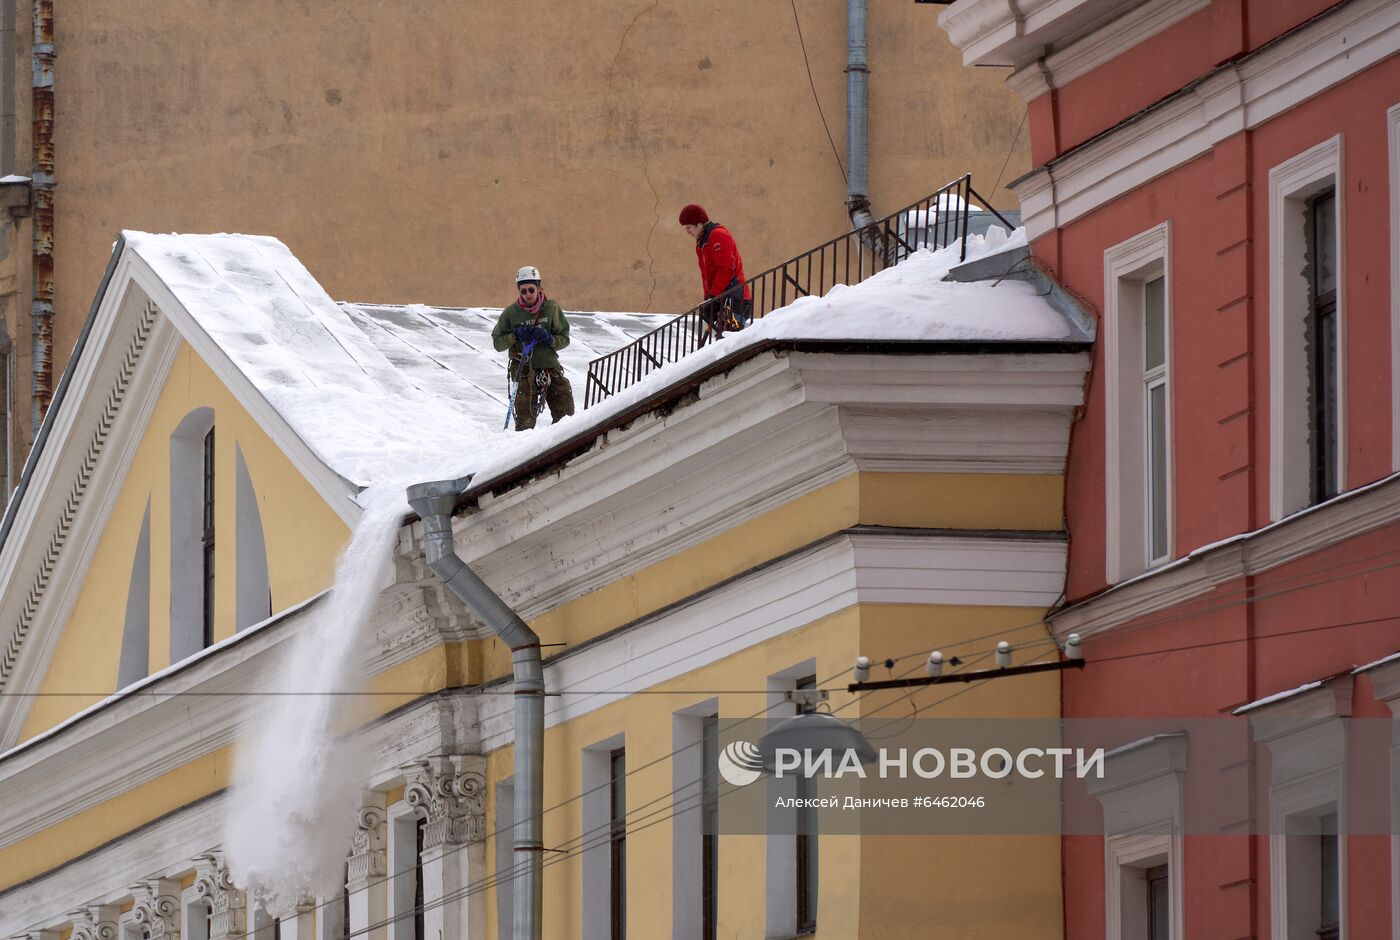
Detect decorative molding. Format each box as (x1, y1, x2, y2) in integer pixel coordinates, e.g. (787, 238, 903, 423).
(402, 756, 487, 850)
(1359, 655, 1400, 940)
(1050, 472, 1400, 641)
(0, 300, 159, 692)
(130, 879, 182, 940)
(478, 529, 1067, 751)
(347, 802, 388, 884)
(1268, 135, 1344, 522)
(1006, 0, 1209, 99)
(1010, 0, 1400, 239)
(938, 0, 1138, 69)
(1246, 681, 1350, 940)
(193, 855, 245, 940)
(66, 906, 119, 940)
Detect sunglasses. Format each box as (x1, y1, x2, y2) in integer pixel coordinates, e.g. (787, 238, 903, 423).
(519, 286, 539, 295)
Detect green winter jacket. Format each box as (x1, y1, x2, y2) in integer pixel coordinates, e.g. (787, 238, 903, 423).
(492, 298, 571, 370)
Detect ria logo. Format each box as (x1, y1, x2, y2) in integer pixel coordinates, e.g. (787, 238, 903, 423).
(718, 740, 764, 787)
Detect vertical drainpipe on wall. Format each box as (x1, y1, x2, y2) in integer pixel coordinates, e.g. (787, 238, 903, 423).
(405, 478, 543, 940)
(846, 0, 877, 233)
(30, 0, 53, 434)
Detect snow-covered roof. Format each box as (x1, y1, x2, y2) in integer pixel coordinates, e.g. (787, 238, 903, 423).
(123, 232, 669, 488)
(122, 226, 1086, 508)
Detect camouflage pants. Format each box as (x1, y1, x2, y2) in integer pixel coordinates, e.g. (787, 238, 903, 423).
(513, 365, 575, 431)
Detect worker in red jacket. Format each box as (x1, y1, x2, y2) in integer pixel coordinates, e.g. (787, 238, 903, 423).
(679, 203, 751, 338)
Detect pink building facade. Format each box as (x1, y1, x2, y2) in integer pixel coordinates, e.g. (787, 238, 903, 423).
(943, 1, 1400, 938)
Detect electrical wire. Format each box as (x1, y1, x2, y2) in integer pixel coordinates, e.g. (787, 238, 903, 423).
(992, 109, 1027, 195)
(789, 0, 847, 184)
(341, 649, 1022, 935)
(43, 535, 1400, 930)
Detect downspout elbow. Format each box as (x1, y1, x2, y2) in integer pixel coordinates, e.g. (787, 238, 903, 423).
(405, 477, 543, 940)
(846, 0, 878, 236)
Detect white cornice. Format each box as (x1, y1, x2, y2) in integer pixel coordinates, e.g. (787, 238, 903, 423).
(939, 0, 1144, 69)
(476, 529, 1068, 752)
(1011, 0, 1400, 239)
(1006, 0, 1209, 100)
(409, 349, 1087, 637)
(1051, 472, 1400, 642)
(0, 691, 475, 933)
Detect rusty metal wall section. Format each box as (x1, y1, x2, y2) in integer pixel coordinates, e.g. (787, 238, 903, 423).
(30, 0, 53, 432)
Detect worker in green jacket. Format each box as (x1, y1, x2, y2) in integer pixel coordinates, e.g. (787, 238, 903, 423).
(492, 265, 575, 431)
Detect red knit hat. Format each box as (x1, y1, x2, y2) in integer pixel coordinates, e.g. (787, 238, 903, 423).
(678, 204, 709, 225)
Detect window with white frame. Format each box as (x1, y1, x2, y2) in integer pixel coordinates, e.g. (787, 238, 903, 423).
(1241, 677, 1349, 940)
(1104, 222, 1173, 583)
(1086, 733, 1186, 940)
(170, 407, 216, 661)
(387, 802, 426, 940)
(582, 732, 626, 940)
(672, 699, 720, 940)
(764, 660, 818, 939)
(1269, 135, 1345, 520)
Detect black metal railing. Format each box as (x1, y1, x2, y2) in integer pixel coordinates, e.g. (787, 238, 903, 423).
(584, 174, 1011, 407)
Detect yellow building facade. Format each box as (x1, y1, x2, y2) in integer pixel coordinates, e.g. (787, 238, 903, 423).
(0, 231, 1087, 938)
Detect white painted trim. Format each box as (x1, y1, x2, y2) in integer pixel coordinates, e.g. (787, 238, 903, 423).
(1268, 135, 1344, 522)
(580, 732, 625, 940)
(939, 0, 1144, 69)
(1006, 0, 1209, 99)
(1104, 833, 1178, 940)
(1389, 102, 1400, 474)
(1103, 222, 1173, 584)
(1362, 660, 1400, 940)
(1247, 679, 1350, 940)
(1009, 0, 1400, 240)
(123, 252, 361, 526)
(477, 531, 1065, 752)
(671, 699, 718, 940)
(0, 286, 176, 745)
(1088, 733, 1186, 940)
(1051, 470, 1400, 642)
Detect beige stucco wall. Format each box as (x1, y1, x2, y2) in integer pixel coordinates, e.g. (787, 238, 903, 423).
(7, 0, 1027, 457)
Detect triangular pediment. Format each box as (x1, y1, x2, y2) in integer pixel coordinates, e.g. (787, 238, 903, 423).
(0, 239, 359, 748)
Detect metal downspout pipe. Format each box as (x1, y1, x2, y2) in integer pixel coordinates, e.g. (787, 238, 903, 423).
(31, 0, 55, 431)
(846, 0, 876, 232)
(406, 478, 543, 940)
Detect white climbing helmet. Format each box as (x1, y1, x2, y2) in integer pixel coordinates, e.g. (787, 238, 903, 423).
(515, 265, 542, 284)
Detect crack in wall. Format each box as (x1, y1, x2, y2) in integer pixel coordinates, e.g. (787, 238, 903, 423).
(641, 158, 660, 311)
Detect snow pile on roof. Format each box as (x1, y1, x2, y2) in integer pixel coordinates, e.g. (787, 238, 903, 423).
(125, 226, 1076, 504)
(458, 226, 1078, 490)
(740, 226, 1064, 343)
(124, 232, 667, 488)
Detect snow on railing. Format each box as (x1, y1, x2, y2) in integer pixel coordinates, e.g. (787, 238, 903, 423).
(583, 174, 1011, 408)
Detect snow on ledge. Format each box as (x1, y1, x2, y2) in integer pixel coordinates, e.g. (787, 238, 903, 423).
(1232, 680, 1326, 716)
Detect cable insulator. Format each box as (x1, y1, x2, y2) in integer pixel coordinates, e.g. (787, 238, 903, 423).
(995, 641, 1012, 668)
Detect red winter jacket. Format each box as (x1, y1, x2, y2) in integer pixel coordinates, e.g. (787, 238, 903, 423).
(694, 223, 751, 301)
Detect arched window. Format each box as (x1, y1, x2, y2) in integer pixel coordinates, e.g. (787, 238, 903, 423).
(170, 407, 215, 661)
